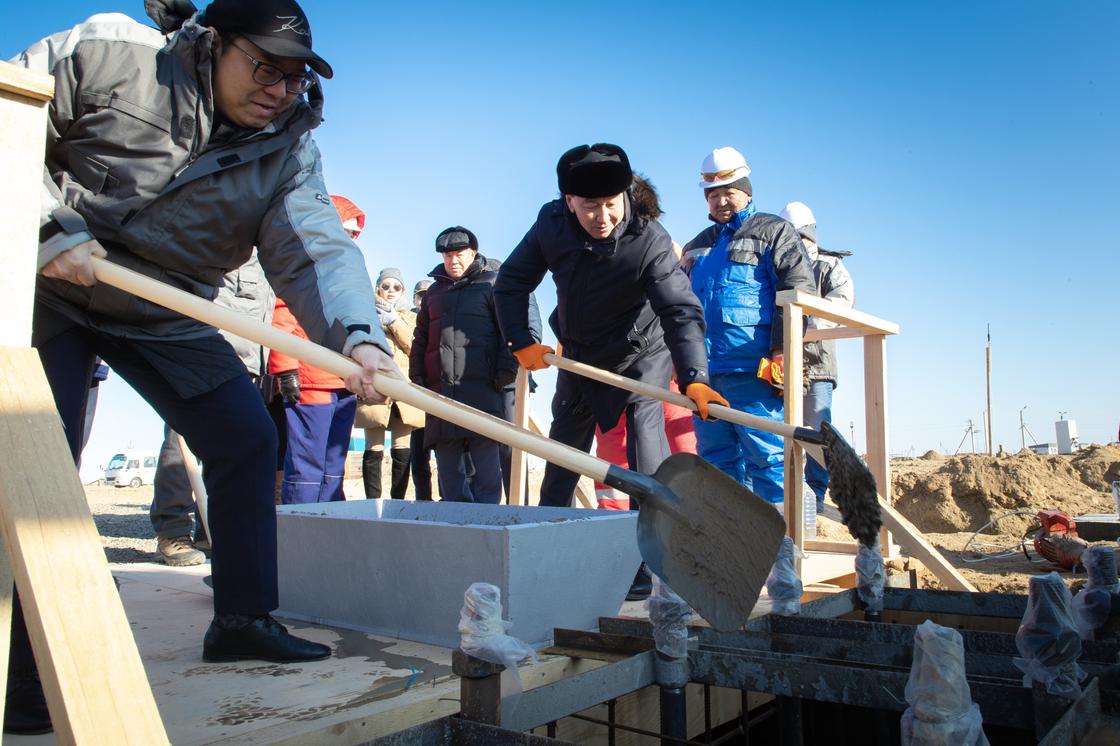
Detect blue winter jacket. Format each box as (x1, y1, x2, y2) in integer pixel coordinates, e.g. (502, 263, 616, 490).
(683, 210, 817, 374)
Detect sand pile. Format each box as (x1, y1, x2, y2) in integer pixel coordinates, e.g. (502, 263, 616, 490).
(892, 444, 1120, 536)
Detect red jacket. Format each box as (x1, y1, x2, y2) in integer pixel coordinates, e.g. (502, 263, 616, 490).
(268, 298, 346, 404)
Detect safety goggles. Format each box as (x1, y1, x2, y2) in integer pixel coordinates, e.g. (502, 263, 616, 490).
(700, 168, 743, 183)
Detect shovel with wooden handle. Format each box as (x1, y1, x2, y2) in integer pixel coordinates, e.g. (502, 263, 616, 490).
(89, 257, 785, 631)
(542, 352, 883, 546)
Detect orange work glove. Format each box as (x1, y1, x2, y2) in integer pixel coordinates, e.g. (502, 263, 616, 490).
(513, 343, 554, 371)
(756, 354, 785, 393)
(685, 382, 729, 420)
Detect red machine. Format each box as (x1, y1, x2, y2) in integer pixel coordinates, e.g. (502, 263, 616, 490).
(1025, 510, 1089, 570)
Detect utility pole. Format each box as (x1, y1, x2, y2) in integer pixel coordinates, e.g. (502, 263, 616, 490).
(1020, 406, 1027, 450)
(985, 324, 993, 455)
(849, 421, 856, 449)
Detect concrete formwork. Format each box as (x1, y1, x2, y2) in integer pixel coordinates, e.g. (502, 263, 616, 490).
(276, 501, 642, 647)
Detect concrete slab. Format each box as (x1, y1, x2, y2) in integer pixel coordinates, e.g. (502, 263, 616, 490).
(276, 501, 642, 648)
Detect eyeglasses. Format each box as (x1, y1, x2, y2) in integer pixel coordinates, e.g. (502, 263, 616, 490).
(700, 168, 743, 183)
(230, 42, 314, 94)
(379, 282, 404, 292)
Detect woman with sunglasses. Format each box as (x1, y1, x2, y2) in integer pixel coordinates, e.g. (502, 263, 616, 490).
(354, 269, 425, 499)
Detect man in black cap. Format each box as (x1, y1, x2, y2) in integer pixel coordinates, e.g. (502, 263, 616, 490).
(410, 227, 519, 503)
(494, 143, 727, 517)
(9, 0, 393, 732)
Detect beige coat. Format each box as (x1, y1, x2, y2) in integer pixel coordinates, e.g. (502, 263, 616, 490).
(353, 309, 426, 429)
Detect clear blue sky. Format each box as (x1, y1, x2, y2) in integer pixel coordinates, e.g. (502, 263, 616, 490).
(5, 1, 1117, 481)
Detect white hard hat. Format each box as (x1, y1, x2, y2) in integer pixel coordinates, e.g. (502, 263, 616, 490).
(699, 147, 751, 189)
(780, 201, 818, 243)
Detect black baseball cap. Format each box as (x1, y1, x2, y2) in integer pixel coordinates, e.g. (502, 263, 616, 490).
(202, 0, 333, 78)
(435, 226, 478, 253)
(557, 143, 633, 198)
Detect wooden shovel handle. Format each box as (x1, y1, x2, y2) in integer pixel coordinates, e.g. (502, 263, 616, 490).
(542, 352, 801, 439)
(89, 257, 611, 483)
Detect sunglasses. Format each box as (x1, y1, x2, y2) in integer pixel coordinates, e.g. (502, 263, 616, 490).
(700, 168, 743, 183)
(379, 282, 404, 291)
(230, 42, 314, 94)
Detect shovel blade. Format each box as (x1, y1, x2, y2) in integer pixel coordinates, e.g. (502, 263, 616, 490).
(636, 453, 786, 630)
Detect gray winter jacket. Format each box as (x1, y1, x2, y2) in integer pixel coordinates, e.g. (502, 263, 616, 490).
(15, 12, 385, 357)
(804, 244, 855, 386)
(216, 250, 273, 377)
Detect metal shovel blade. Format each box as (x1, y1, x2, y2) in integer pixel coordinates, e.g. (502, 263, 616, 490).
(607, 453, 787, 630)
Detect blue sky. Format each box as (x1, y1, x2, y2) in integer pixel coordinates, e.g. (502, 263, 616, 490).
(5, 1, 1117, 481)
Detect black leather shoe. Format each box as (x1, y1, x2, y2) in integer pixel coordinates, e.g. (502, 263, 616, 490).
(203, 614, 331, 663)
(4, 674, 52, 735)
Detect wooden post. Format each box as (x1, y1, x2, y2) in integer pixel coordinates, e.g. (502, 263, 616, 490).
(863, 334, 893, 553)
(0, 349, 170, 743)
(783, 304, 805, 573)
(0, 61, 170, 742)
(508, 369, 531, 505)
(0, 62, 53, 345)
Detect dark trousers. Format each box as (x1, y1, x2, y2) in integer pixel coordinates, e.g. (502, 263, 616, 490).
(410, 426, 435, 500)
(150, 423, 202, 540)
(539, 371, 670, 508)
(36, 324, 279, 616)
(435, 437, 502, 504)
(280, 393, 357, 504)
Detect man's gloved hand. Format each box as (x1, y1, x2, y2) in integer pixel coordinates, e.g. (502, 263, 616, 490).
(757, 353, 785, 395)
(512, 343, 554, 371)
(277, 370, 301, 404)
(685, 382, 729, 420)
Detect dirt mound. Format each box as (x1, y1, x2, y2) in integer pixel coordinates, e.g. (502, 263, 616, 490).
(1070, 444, 1120, 491)
(892, 448, 1119, 536)
(920, 449, 943, 461)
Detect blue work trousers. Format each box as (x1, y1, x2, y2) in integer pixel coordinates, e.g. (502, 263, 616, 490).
(693, 373, 786, 503)
(803, 380, 834, 505)
(281, 393, 357, 504)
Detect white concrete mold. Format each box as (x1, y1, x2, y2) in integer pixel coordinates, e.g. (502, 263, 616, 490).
(276, 500, 642, 648)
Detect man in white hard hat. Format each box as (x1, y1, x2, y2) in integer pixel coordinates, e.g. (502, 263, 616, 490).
(779, 201, 855, 514)
(681, 147, 817, 508)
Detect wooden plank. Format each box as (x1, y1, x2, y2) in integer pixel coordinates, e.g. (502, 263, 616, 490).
(0, 347, 169, 744)
(804, 326, 867, 342)
(0, 61, 55, 102)
(776, 290, 899, 336)
(863, 335, 894, 553)
(508, 368, 531, 505)
(0, 541, 13, 729)
(804, 539, 860, 554)
(783, 304, 805, 573)
(0, 73, 51, 346)
(878, 497, 977, 592)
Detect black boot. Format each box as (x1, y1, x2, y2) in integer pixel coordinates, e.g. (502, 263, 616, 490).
(5, 593, 52, 735)
(626, 563, 653, 602)
(389, 448, 411, 499)
(362, 450, 383, 499)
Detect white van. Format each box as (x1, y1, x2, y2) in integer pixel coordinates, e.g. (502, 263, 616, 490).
(104, 450, 158, 488)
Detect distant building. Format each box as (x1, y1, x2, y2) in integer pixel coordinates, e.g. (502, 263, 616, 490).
(1029, 443, 1058, 455)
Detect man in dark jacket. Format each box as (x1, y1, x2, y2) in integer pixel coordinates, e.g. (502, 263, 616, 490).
(9, 1, 397, 732)
(494, 143, 727, 510)
(410, 227, 517, 503)
(682, 147, 818, 508)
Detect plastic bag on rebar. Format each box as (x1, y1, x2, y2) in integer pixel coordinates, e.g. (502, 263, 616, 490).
(648, 574, 691, 659)
(458, 582, 537, 712)
(1071, 545, 1120, 639)
(856, 536, 885, 613)
(765, 536, 802, 616)
(900, 620, 990, 746)
(1013, 572, 1085, 697)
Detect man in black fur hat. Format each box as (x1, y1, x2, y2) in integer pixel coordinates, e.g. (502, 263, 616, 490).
(495, 144, 726, 584)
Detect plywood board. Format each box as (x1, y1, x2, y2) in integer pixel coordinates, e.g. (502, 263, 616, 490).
(0, 347, 169, 744)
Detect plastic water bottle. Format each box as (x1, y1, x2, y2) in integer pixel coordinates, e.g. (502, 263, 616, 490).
(803, 483, 817, 539)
